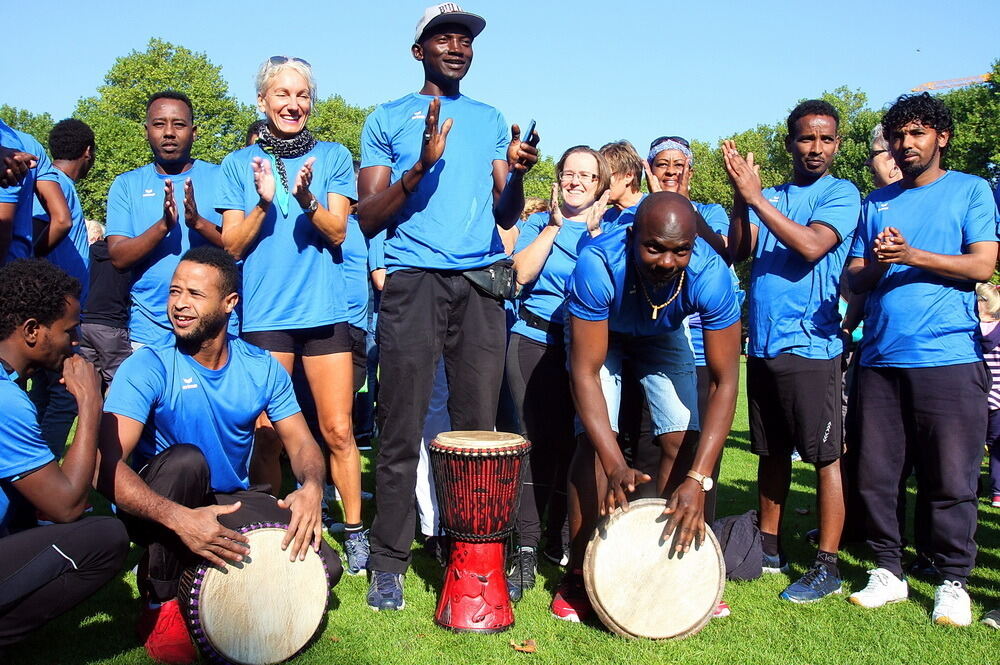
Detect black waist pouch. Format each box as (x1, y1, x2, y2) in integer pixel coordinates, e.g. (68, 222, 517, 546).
(462, 259, 518, 301)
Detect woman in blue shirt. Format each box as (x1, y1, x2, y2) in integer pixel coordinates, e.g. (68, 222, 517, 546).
(215, 56, 368, 574)
(504, 146, 610, 599)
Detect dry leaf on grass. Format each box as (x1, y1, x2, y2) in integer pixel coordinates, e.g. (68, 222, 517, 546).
(328, 636, 341, 643)
(510, 639, 537, 654)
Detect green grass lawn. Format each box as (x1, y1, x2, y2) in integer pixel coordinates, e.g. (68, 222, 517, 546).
(10, 360, 1000, 665)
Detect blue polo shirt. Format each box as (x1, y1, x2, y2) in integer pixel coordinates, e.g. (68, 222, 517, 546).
(850, 170, 999, 368)
(360, 93, 508, 272)
(0, 365, 55, 532)
(32, 169, 90, 305)
(343, 215, 370, 329)
(0, 120, 59, 263)
(602, 194, 647, 229)
(107, 160, 229, 345)
(511, 212, 605, 345)
(216, 141, 356, 333)
(747, 175, 860, 359)
(104, 337, 301, 493)
(568, 228, 740, 336)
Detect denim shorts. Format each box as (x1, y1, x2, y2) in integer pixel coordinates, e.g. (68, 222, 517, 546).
(568, 323, 699, 437)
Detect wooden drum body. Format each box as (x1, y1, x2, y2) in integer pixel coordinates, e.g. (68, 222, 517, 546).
(429, 431, 530, 633)
(584, 498, 724, 640)
(178, 523, 331, 665)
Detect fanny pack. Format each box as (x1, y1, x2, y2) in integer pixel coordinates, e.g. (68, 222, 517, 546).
(462, 259, 518, 301)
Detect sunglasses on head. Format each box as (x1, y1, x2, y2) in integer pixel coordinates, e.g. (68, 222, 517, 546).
(268, 55, 311, 67)
(649, 135, 690, 150)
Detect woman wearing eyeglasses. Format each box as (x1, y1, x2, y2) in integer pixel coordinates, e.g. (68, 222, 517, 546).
(504, 146, 610, 601)
(216, 56, 369, 574)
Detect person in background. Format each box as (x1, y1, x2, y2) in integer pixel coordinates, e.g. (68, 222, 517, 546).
(599, 140, 645, 229)
(978, 282, 1000, 509)
(79, 220, 132, 389)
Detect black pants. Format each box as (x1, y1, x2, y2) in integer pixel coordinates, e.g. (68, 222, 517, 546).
(506, 333, 575, 550)
(370, 269, 506, 573)
(122, 444, 342, 601)
(855, 362, 988, 582)
(0, 517, 129, 646)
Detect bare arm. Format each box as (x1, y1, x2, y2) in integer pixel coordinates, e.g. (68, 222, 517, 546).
(493, 125, 539, 231)
(875, 227, 997, 282)
(370, 268, 386, 291)
(107, 180, 178, 270)
(32, 179, 72, 256)
(721, 142, 758, 263)
(221, 157, 275, 259)
(512, 183, 562, 286)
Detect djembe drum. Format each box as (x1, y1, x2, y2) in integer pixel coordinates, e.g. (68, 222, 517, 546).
(178, 522, 332, 665)
(584, 498, 724, 640)
(429, 430, 531, 633)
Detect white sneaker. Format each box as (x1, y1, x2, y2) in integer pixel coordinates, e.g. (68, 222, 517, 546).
(849, 568, 908, 608)
(932, 580, 972, 626)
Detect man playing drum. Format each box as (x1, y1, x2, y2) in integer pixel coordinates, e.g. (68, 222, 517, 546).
(553, 192, 741, 622)
(96, 246, 342, 665)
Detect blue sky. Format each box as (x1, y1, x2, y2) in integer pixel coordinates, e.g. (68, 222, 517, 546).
(5, 0, 999, 158)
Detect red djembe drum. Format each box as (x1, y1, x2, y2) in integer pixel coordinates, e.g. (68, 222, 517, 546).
(429, 430, 531, 633)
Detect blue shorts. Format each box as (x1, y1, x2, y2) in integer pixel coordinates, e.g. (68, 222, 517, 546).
(569, 324, 699, 438)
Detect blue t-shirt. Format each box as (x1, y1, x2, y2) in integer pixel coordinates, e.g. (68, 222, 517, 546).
(106, 160, 228, 345)
(568, 228, 740, 337)
(0, 366, 55, 532)
(602, 194, 647, 230)
(511, 212, 604, 345)
(849, 170, 999, 368)
(747, 175, 860, 359)
(104, 337, 301, 493)
(0, 120, 59, 263)
(32, 169, 90, 305)
(360, 93, 508, 272)
(216, 142, 356, 333)
(343, 215, 370, 330)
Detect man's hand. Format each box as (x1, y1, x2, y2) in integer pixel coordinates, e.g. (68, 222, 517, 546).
(603, 465, 652, 515)
(584, 190, 611, 236)
(874, 226, 913, 265)
(60, 355, 102, 409)
(661, 478, 706, 554)
(643, 161, 662, 193)
(507, 124, 539, 174)
(420, 98, 452, 172)
(292, 157, 317, 209)
(163, 179, 178, 229)
(0, 147, 36, 188)
(721, 140, 762, 204)
(171, 502, 251, 567)
(183, 178, 202, 229)
(277, 482, 323, 562)
(251, 157, 276, 204)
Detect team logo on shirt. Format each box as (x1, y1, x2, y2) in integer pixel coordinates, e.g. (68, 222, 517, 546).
(142, 188, 156, 197)
(768, 196, 780, 204)
(877, 202, 890, 212)
(411, 111, 426, 120)
(181, 377, 199, 390)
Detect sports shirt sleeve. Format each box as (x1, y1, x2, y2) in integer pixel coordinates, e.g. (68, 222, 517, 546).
(849, 199, 874, 259)
(368, 230, 386, 271)
(0, 388, 55, 481)
(29, 137, 58, 183)
(700, 203, 729, 235)
(103, 348, 165, 424)
(691, 256, 741, 330)
(263, 355, 301, 423)
(513, 213, 548, 253)
(360, 107, 394, 169)
(105, 175, 136, 238)
(493, 111, 509, 162)
(566, 245, 614, 321)
(323, 144, 358, 202)
(809, 179, 861, 242)
(962, 178, 1000, 246)
(215, 151, 249, 212)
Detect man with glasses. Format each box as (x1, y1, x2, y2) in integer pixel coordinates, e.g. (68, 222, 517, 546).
(357, 3, 538, 610)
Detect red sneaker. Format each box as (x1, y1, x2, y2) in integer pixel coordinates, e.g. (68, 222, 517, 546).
(992, 495, 1000, 508)
(712, 601, 731, 618)
(138, 599, 197, 665)
(550, 570, 591, 622)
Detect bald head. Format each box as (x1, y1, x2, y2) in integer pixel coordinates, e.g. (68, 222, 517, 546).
(635, 192, 698, 241)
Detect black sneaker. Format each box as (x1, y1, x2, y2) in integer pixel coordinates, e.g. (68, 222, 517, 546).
(506, 547, 537, 602)
(982, 608, 1000, 629)
(543, 540, 569, 567)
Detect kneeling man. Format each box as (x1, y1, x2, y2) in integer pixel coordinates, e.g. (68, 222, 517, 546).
(552, 192, 741, 621)
(97, 246, 342, 664)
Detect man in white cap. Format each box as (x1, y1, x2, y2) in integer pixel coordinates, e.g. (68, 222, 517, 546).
(357, 3, 538, 610)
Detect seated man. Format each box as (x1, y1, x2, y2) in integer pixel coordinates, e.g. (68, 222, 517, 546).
(553, 192, 741, 622)
(0, 259, 129, 650)
(97, 246, 342, 665)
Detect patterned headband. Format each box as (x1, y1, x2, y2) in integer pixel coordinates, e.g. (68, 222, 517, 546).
(648, 139, 693, 167)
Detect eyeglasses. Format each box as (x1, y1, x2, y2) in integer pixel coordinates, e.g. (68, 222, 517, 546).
(868, 149, 887, 161)
(559, 171, 598, 184)
(649, 135, 690, 150)
(268, 55, 312, 67)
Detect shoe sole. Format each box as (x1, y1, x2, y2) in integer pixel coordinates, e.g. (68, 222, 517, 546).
(346, 568, 367, 576)
(368, 600, 406, 612)
(781, 587, 842, 604)
(934, 615, 970, 627)
(848, 595, 907, 608)
(981, 617, 1000, 629)
(762, 565, 790, 575)
(551, 611, 581, 623)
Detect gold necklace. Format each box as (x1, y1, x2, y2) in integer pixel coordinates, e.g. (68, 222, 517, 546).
(636, 270, 685, 321)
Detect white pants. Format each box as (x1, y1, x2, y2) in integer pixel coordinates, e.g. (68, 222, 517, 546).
(416, 359, 450, 536)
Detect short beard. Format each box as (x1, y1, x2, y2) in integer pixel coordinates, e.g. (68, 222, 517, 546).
(900, 158, 932, 180)
(174, 311, 228, 351)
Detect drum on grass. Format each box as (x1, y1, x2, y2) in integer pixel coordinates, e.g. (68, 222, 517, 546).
(583, 498, 724, 640)
(178, 522, 331, 665)
(429, 430, 531, 633)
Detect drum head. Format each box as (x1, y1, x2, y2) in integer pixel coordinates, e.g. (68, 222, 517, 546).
(583, 498, 724, 640)
(196, 528, 328, 665)
(433, 430, 526, 452)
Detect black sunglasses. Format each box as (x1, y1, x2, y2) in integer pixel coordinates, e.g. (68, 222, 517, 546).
(649, 135, 690, 150)
(268, 55, 311, 67)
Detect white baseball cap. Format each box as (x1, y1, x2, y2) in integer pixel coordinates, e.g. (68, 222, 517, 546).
(414, 3, 486, 44)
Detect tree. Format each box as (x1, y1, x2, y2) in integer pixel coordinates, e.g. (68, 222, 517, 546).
(0, 105, 56, 148)
(73, 38, 256, 220)
(939, 58, 1000, 184)
(308, 95, 373, 160)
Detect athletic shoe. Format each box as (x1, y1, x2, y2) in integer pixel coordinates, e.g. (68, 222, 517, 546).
(992, 495, 1000, 508)
(138, 599, 197, 665)
(344, 529, 370, 576)
(848, 568, 908, 608)
(780, 565, 842, 603)
(367, 570, 405, 611)
(762, 552, 790, 574)
(506, 547, 537, 602)
(712, 601, 731, 618)
(906, 552, 940, 580)
(981, 608, 1000, 629)
(543, 540, 570, 567)
(932, 580, 972, 627)
(790, 449, 802, 462)
(550, 571, 591, 622)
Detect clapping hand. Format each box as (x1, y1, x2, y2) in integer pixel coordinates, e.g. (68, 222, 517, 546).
(721, 140, 762, 203)
(251, 157, 276, 204)
(419, 98, 452, 172)
(293, 157, 317, 209)
(162, 179, 178, 229)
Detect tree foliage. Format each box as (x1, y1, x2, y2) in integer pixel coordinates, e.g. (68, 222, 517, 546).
(308, 95, 373, 160)
(0, 105, 56, 148)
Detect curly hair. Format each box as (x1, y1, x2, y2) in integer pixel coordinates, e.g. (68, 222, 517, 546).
(786, 99, 840, 136)
(0, 259, 81, 340)
(180, 246, 241, 296)
(49, 118, 95, 161)
(881, 92, 954, 151)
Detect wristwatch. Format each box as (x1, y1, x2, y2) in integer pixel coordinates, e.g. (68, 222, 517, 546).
(686, 470, 714, 492)
(304, 196, 319, 215)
